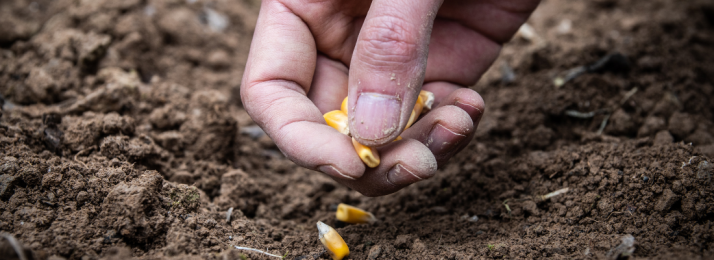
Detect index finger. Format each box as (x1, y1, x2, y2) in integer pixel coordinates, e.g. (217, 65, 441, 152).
(241, 0, 365, 179)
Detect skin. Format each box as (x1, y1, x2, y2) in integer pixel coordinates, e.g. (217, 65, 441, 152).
(240, 0, 540, 196)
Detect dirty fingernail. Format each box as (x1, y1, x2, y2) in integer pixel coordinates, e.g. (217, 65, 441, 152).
(387, 164, 422, 186)
(353, 93, 401, 140)
(427, 124, 466, 156)
(455, 101, 483, 123)
(318, 165, 357, 180)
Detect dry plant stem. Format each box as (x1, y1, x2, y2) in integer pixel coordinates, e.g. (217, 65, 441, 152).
(538, 187, 570, 201)
(233, 246, 284, 258)
(681, 156, 697, 169)
(1, 232, 28, 260)
(565, 110, 597, 118)
(598, 87, 637, 135)
(74, 146, 95, 168)
(619, 88, 639, 106)
(596, 114, 611, 135)
(226, 207, 234, 222)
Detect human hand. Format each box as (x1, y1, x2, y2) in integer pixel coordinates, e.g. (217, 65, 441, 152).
(240, 0, 540, 196)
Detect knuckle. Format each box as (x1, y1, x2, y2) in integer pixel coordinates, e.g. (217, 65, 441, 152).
(358, 15, 419, 67)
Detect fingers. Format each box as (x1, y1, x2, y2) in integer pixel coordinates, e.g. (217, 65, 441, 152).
(422, 82, 485, 123)
(348, 0, 444, 147)
(403, 83, 484, 166)
(241, 1, 365, 179)
(424, 0, 540, 85)
(424, 19, 501, 85)
(439, 0, 541, 44)
(333, 85, 484, 197)
(332, 139, 437, 197)
(308, 54, 349, 114)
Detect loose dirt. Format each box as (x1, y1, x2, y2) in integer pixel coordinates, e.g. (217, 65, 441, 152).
(1, 0, 713, 259)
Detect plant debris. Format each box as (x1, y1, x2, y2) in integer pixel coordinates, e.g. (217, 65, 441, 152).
(554, 52, 631, 87)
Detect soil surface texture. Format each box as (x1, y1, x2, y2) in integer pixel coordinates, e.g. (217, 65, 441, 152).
(1, 0, 714, 259)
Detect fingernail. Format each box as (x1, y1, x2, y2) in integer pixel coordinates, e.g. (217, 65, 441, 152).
(455, 101, 483, 123)
(353, 93, 401, 140)
(387, 164, 421, 186)
(426, 124, 466, 156)
(318, 165, 356, 180)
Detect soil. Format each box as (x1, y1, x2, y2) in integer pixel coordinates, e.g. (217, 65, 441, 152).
(1, 0, 714, 259)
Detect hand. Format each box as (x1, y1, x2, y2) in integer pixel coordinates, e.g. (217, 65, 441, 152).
(240, 0, 539, 196)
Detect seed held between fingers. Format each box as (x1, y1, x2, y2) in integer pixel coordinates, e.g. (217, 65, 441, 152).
(352, 137, 380, 168)
(322, 90, 435, 168)
(340, 96, 349, 114)
(323, 110, 350, 135)
(405, 90, 436, 130)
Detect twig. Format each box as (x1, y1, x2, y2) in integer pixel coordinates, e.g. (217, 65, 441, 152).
(554, 66, 587, 88)
(620, 87, 638, 106)
(233, 246, 284, 258)
(1, 232, 28, 260)
(596, 114, 610, 135)
(606, 211, 625, 220)
(595, 87, 637, 135)
(681, 156, 697, 169)
(538, 187, 570, 201)
(564, 108, 610, 119)
(502, 199, 512, 216)
(565, 110, 596, 118)
(226, 207, 234, 222)
(74, 146, 95, 168)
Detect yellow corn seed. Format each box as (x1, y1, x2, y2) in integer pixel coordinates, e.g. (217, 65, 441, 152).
(404, 90, 435, 130)
(419, 90, 435, 112)
(341, 97, 349, 114)
(323, 91, 433, 168)
(405, 95, 424, 130)
(336, 203, 376, 224)
(324, 110, 350, 135)
(352, 138, 380, 168)
(317, 221, 349, 260)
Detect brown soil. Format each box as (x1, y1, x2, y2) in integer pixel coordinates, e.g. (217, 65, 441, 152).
(1, 0, 714, 259)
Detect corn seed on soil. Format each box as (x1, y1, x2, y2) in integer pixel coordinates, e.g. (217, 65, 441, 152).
(1, 0, 714, 259)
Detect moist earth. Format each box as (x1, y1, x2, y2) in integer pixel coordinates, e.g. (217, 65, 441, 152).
(1, 0, 714, 259)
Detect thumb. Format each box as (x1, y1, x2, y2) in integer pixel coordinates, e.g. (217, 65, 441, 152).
(348, 0, 443, 147)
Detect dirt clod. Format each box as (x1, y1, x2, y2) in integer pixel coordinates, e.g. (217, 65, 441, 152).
(0, 175, 18, 200)
(655, 189, 680, 213)
(394, 235, 412, 249)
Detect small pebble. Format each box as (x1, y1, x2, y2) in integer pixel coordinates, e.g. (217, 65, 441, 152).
(643, 176, 650, 182)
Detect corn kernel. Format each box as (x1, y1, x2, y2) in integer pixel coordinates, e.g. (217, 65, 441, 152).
(324, 110, 350, 135)
(317, 221, 349, 260)
(323, 91, 433, 168)
(352, 138, 380, 168)
(336, 203, 376, 224)
(405, 95, 424, 129)
(341, 97, 349, 114)
(419, 90, 435, 112)
(404, 90, 435, 130)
